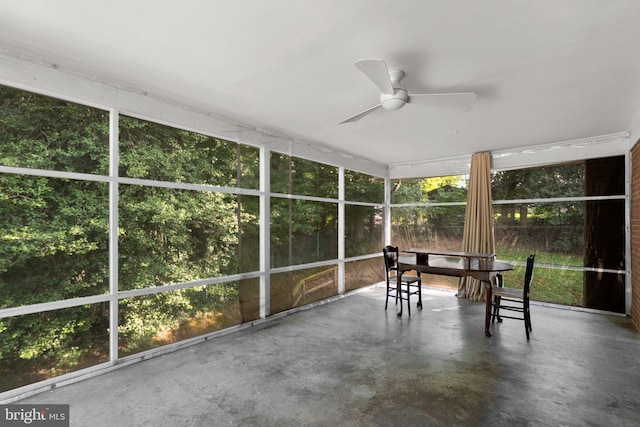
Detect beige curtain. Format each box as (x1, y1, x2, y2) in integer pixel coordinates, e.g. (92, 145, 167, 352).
(458, 152, 495, 301)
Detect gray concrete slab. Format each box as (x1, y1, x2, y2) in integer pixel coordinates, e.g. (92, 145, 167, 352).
(20, 286, 640, 426)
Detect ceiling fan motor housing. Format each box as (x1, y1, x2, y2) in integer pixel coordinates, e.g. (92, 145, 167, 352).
(380, 88, 408, 110)
(380, 69, 407, 110)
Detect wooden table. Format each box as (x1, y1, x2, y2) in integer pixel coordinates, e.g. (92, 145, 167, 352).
(397, 249, 514, 336)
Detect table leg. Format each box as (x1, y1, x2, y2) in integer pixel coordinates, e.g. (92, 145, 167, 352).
(406, 279, 411, 317)
(484, 280, 492, 337)
(417, 272, 422, 309)
(397, 271, 403, 317)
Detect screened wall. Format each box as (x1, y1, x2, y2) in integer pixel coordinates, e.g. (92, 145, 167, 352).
(0, 85, 386, 395)
(390, 158, 627, 312)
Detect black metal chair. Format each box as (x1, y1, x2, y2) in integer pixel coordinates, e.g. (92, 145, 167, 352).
(491, 254, 535, 339)
(383, 245, 422, 316)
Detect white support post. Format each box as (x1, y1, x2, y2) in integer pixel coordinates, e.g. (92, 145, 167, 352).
(384, 176, 392, 246)
(625, 147, 632, 315)
(108, 109, 119, 363)
(260, 146, 270, 318)
(338, 167, 345, 294)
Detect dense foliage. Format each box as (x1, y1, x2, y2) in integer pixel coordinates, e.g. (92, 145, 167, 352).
(0, 88, 262, 390)
(391, 176, 467, 246)
(492, 164, 585, 255)
(0, 86, 383, 392)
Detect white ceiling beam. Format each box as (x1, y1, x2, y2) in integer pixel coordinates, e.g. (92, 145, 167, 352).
(389, 132, 629, 179)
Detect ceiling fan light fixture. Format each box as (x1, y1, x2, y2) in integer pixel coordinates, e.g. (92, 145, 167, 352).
(380, 89, 408, 111)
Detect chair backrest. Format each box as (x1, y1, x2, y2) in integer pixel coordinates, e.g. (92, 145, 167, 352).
(382, 245, 399, 278)
(523, 254, 535, 295)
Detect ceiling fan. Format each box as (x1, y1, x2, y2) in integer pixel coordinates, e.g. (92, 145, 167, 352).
(339, 59, 477, 124)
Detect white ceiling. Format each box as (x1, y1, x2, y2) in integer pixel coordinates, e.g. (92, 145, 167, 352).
(1, 0, 640, 167)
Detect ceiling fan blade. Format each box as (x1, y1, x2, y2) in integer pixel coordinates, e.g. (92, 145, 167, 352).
(338, 104, 383, 124)
(354, 59, 394, 95)
(408, 92, 477, 111)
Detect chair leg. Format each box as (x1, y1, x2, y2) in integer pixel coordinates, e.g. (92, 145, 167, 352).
(385, 283, 389, 310)
(491, 296, 502, 323)
(525, 303, 532, 332)
(417, 281, 422, 309)
(406, 282, 411, 317)
(491, 296, 498, 323)
(396, 278, 402, 317)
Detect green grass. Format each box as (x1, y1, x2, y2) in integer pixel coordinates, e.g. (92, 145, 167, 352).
(496, 245, 582, 267)
(496, 245, 583, 306)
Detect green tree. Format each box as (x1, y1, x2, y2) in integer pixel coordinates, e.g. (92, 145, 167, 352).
(270, 154, 338, 268)
(0, 86, 259, 391)
(390, 176, 467, 247)
(344, 170, 384, 257)
(492, 163, 584, 252)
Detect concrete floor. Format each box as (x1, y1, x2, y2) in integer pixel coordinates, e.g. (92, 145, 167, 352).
(20, 286, 640, 426)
